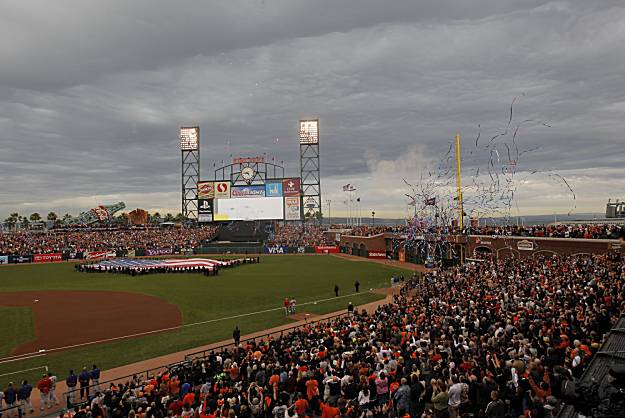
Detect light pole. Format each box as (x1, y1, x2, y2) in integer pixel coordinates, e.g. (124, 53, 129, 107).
(327, 200, 332, 226)
(371, 211, 376, 227)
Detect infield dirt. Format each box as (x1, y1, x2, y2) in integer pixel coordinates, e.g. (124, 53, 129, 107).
(0, 290, 182, 355)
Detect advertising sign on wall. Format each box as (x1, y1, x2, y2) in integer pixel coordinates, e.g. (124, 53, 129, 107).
(517, 240, 534, 251)
(86, 251, 108, 260)
(0, 255, 8, 265)
(198, 214, 213, 223)
(264, 245, 289, 254)
(33, 253, 62, 263)
(314, 245, 339, 254)
(198, 199, 213, 222)
(231, 185, 265, 198)
(197, 182, 215, 199)
(285, 197, 301, 220)
(282, 178, 301, 196)
(214, 181, 231, 199)
(9, 255, 33, 264)
(367, 250, 387, 259)
(146, 248, 173, 256)
(265, 182, 283, 197)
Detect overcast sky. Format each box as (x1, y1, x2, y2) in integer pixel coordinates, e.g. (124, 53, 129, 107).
(1, 0, 624, 219)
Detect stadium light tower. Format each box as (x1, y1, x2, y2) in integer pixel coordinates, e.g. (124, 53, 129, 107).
(299, 119, 321, 222)
(180, 126, 200, 221)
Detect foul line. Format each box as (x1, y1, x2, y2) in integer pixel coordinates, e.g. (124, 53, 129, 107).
(0, 290, 375, 364)
(0, 365, 48, 377)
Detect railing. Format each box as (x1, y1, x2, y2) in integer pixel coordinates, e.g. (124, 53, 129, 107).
(0, 404, 21, 416)
(184, 311, 349, 362)
(60, 311, 350, 408)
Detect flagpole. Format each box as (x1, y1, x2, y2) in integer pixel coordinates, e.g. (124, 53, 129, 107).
(455, 133, 464, 230)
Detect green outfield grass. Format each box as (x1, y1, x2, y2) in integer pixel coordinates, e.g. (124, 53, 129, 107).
(0, 255, 411, 385)
(0, 306, 36, 357)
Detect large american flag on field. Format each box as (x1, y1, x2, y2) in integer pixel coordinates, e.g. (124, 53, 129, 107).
(91, 258, 233, 271)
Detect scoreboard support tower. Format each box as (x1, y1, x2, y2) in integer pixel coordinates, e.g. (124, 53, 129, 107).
(299, 119, 321, 221)
(180, 126, 200, 221)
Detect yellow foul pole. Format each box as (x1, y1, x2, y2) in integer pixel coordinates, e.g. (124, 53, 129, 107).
(455, 133, 463, 230)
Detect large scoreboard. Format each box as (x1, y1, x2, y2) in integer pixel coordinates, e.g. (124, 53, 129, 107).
(197, 178, 301, 222)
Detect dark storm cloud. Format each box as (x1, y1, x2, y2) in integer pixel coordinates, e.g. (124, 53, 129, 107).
(1, 0, 624, 217)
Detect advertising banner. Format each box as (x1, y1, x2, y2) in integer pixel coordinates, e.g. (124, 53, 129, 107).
(127, 249, 136, 258)
(91, 206, 111, 221)
(265, 182, 283, 197)
(264, 245, 289, 254)
(146, 248, 173, 256)
(367, 250, 387, 259)
(282, 178, 301, 197)
(198, 199, 213, 222)
(9, 255, 32, 264)
(285, 197, 301, 220)
(0, 255, 8, 265)
(231, 185, 265, 198)
(517, 240, 534, 251)
(198, 214, 213, 223)
(314, 245, 339, 254)
(197, 182, 215, 199)
(33, 253, 62, 263)
(214, 181, 231, 199)
(86, 251, 109, 260)
(62, 251, 83, 260)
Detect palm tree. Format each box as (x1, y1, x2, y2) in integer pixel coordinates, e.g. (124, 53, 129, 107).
(30, 213, 42, 222)
(5, 213, 19, 230)
(164, 213, 175, 222)
(4, 217, 15, 230)
(47, 212, 58, 221)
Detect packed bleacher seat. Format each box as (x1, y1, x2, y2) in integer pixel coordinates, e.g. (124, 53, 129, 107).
(0, 226, 219, 255)
(52, 253, 624, 418)
(265, 224, 332, 247)
(346, 222, 625, 240)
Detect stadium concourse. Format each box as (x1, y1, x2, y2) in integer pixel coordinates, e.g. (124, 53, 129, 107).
(1, 250, 623, 418)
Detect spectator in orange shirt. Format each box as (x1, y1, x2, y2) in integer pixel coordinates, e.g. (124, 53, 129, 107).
(319, 401, 340, 418)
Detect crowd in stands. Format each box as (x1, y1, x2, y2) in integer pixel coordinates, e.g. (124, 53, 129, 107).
(347, 226, 406, 237)
(467, 224, 625, 239)
(0, 227, 219, 255)
(27, 252, 622, 418)
(346, 222, 625, 240)
(266, 224, 332, 247)
(2, 221, 623, 255)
